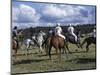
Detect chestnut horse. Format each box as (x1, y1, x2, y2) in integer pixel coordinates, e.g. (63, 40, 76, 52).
(48, 35, 68, 61)
(12, 39, 19, 59)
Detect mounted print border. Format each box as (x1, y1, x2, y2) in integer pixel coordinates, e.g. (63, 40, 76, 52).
(11, 0, 96, 74)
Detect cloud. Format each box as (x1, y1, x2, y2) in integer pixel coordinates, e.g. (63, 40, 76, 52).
(42, 5, 67, 19)
(12, 4, 41, 23)
(12, 7, 19, 22)
(12, 2, 96, 29)
(41, 5, 95, 24)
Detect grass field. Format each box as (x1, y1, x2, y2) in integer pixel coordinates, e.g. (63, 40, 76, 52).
(11, 38, 96, 74)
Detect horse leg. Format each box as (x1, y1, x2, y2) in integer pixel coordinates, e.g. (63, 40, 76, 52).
(48, 46, 52, 59)
(26, 43, 30, 56)
(76, 43, 80, 48)
(58, 48, 62, 61)
(14, 49, 17, 59)
(65, 43, 71, 54)
(54, 47, 61, 61)
(40, 46, 43, 53)
(81, 38, 87, 48)
(44, 43, 48, 55)
(55, 47, 60, 61)
(86, 42, 91, 52)
(61, 48, 64, 54)
(26, 48, 28, 56)
(63, 46, 68, 59)
(45, 44, 48, 55)
(79, 42, 83, 49)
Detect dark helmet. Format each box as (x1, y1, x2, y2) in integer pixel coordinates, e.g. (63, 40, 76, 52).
(14, 26, 17, 29)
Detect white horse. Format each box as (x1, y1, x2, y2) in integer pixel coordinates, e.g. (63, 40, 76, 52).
(32, 31, 46, 53)
(23, 38, 35, 55)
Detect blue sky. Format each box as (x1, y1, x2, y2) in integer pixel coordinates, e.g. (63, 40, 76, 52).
(12, 0, 96, 28)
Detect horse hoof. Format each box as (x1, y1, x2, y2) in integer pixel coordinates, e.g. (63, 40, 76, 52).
(86, 50, 89, 52)
(75, 49, 78, 52)
(69, 52, 72, 54)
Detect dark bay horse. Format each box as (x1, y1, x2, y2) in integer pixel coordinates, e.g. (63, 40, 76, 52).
(81, 37, 96, 52)
(48, 35, 67, 61)
(65, 30, 82, 53)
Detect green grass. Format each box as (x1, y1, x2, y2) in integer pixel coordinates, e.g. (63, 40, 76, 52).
(11, 38, 96, 74)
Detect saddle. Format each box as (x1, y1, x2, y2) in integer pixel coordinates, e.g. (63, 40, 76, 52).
(67, 34, 78, 42)
(68, 34, 75, 40)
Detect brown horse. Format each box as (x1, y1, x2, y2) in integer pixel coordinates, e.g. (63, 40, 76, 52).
(12, 39, 19, 59)
(81, 37, 96, 52)
(48, 35, 68, 61)
(17, 31, 24, 47)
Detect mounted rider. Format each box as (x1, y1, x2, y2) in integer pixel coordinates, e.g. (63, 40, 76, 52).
(54, 23, 65, 40)
(67, 24, 77, 42)
(89, 26, 96, 38)
(12, 26, 19, 48)
(12, 26, 18, 40)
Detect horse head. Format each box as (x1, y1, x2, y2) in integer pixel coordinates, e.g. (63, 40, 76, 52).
(41, 31, 46, 36)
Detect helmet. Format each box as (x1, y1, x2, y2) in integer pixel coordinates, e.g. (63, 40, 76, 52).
(69, 24, 72, 27)
(14, 26, 17, 29)
(48, 23, 51, 27)
(93, 29, 96, 32)
(57, 23, 60, 26)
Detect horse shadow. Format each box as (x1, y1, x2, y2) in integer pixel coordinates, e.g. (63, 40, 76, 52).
(76, 58, 96, 64)
(38, 53, 61, 57)
(13, 58, 49, 65)
(67, 50, 86, 54)
(66, 57, 96, 64)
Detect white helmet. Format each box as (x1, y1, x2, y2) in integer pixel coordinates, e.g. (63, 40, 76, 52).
(57, 23, 60, 26)
(48, 23, 51, 27)
(93, 29, 96, 32)
(69, 24, 72, 27)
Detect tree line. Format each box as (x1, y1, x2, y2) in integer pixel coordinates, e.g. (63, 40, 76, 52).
(18, 24, 96, 39)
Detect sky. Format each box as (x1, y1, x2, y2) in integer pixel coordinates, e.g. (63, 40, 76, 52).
(12, 0, 96, 29)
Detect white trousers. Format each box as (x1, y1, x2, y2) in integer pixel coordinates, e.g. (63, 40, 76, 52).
(57, 33, 65, 39)
(71, 33, 77, 42)
(90, 33, 96, 38)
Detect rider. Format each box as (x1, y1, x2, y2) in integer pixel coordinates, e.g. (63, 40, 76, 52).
(54, 23, 65, 39)
(12, 26, 18, 40)
(12, 26, 19, 48)
(67, 24, 77, 42)
(89, 26, 96, 38)
(49, 29, 53, 35)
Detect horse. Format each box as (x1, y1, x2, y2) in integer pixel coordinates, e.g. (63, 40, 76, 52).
(17, 31, 24, 47)
(65, 30, 82, 53)
(12, 39, 19, 59)
(81, 37, 96, 52)
(23, 38, 35, 55)
(33, 31, 46, 53)
(47, 34, 68, 61)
